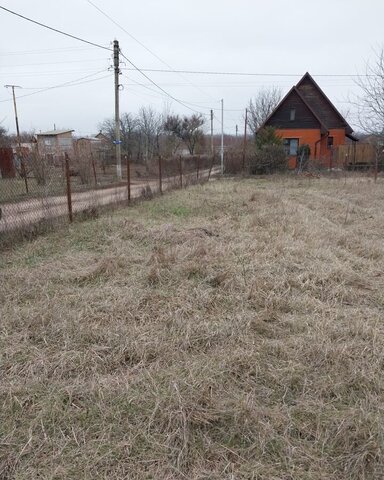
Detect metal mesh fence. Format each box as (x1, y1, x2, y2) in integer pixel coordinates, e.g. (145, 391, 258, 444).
(0, 149, 221, 241)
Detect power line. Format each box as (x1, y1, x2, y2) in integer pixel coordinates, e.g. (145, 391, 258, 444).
(0, 70, 111, 103)
(121, 74, 213, 111)
(3, 58, 110, 68)
(119, 51, 206, 115)
(122, 67, 369, 78)
(0, 46, 96, 56)
(0, 5, 112, 51)
(85, 0, 217, 102)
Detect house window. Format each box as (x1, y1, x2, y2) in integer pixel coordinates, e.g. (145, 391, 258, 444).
(283, 138, 299, 156)
(327, 136, 334, 149)
(290, 109, 296, 121)
(44, 138, 52, 146)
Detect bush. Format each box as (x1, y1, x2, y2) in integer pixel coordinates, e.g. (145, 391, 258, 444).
(249, 144, 288, 174)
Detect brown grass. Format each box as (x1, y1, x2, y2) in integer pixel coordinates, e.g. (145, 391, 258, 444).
(1, 175, 384, 479)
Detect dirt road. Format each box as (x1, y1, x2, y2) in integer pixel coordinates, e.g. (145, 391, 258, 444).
(0, 168, 219, 233)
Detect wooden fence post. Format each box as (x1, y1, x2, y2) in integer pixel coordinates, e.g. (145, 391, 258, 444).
(64, 153, 73, 223)
(126, 155, 131, 203)
(158, 155, 163, 194)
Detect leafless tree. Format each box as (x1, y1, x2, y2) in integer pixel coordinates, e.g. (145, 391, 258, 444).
(137, 106, 164, 162)
(247, 87, 282, 135)
(354, 47, 384, 135)
(163, 114, 205, 155)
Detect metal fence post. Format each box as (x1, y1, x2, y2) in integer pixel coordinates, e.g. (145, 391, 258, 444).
(196, 156, 200, 181)
(126, 155, 131, 203)
(91, 153, 97, 186)
(64, 153, 73, 223)
(179, 155, 183, 188)
(208, 154, 214, 182)
(158, 154, 163, 194)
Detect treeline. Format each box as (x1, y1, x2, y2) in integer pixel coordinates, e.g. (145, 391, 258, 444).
(99, 107, 206, 162)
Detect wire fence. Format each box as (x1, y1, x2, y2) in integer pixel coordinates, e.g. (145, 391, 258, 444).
(0, 149, 221, 243)
(2, 143, 381, 244)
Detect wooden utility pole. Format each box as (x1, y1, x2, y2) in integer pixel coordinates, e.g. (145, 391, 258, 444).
(242, 107, 248, 171)
(5, 84, 28, 192)
(113, 40, 122, 179)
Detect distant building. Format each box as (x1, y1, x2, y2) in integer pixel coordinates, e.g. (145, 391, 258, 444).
(36, 129, 74, 161)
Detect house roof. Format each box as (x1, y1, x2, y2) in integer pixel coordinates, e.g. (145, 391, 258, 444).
(259, 72, 354, 135)
(259, 85, 328, 134)
(296, 72, 353, 134)
(37, 129, 74, 136)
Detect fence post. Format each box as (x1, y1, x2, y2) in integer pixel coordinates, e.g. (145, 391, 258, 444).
(196, 156, 200, 181)
(20, 153, 29, 194)
(64, 152, 73, 223)
(374, 149, 378, 183)
(179, 155, 183, 188)
(158, 154, 163, 194)
(126, 155, 131, 203)
(208, 154, 214, 182)
(91, 153, 97, 186)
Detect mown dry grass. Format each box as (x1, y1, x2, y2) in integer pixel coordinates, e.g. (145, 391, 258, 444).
(1, 175, 384, 479)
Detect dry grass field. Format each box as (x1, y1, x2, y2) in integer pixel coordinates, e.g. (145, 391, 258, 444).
(1, 175, 384, 479)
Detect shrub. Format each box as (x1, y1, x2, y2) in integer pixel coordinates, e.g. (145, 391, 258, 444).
(249, 144, 288, 174)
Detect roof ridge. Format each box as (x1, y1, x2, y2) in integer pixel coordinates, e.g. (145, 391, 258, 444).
(296, 72, 353, 133)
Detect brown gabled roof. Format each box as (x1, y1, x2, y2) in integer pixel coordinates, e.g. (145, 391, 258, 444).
(258, 72, 354, 135)
(257, 85, 328, 133)
(296, 72, 353, 134)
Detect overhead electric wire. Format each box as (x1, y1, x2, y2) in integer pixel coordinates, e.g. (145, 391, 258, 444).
(0, 5, 112, 51)
(0, 70, 111, 102)
(122, 67, 371, 78)
(119, 51, 207, 115)
(3, 58, 110, 68)
(121, 74, 215, 111)
(85, 0, 217, 102)
(0, 46, 96, 56)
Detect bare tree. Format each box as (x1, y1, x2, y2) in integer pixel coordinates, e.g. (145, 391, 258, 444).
(163, 114, 205, 155)
(137, 106, 164, 162)
(355, 47, 384, 135)
(247, 87, 282, 135)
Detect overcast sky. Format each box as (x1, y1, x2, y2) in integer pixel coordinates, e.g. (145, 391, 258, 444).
(1, 0, 383, 137)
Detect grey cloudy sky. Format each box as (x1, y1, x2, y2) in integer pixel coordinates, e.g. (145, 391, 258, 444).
(1, 0, 383, 136)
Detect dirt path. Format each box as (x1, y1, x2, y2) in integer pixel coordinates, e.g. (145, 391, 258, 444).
(0, 168, 220, 232)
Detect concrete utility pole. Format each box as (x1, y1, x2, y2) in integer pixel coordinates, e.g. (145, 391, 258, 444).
(210, 109, 214, 157)
(220, 99, 224, 174)
(5, 84, 28, 192)
(113, 39, 122, 179)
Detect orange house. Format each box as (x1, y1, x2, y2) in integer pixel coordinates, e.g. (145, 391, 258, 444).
(259, 72, 358, 168)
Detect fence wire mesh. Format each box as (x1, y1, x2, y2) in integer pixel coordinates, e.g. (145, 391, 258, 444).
(0, 148, 221, 241)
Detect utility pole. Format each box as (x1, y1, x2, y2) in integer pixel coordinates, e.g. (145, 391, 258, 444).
(5, 84, 28, 192)
(210, 109, 214, 157)
(220, 99, 224, 174)
(236, 124, 238, 137)
(113, 39, 122, 179)
(242, 107, 248, 172)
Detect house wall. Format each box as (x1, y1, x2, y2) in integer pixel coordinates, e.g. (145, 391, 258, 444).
(275, 128, 346, 168)
(37, 132, 74, 160)
(275, 128, 321, 168)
